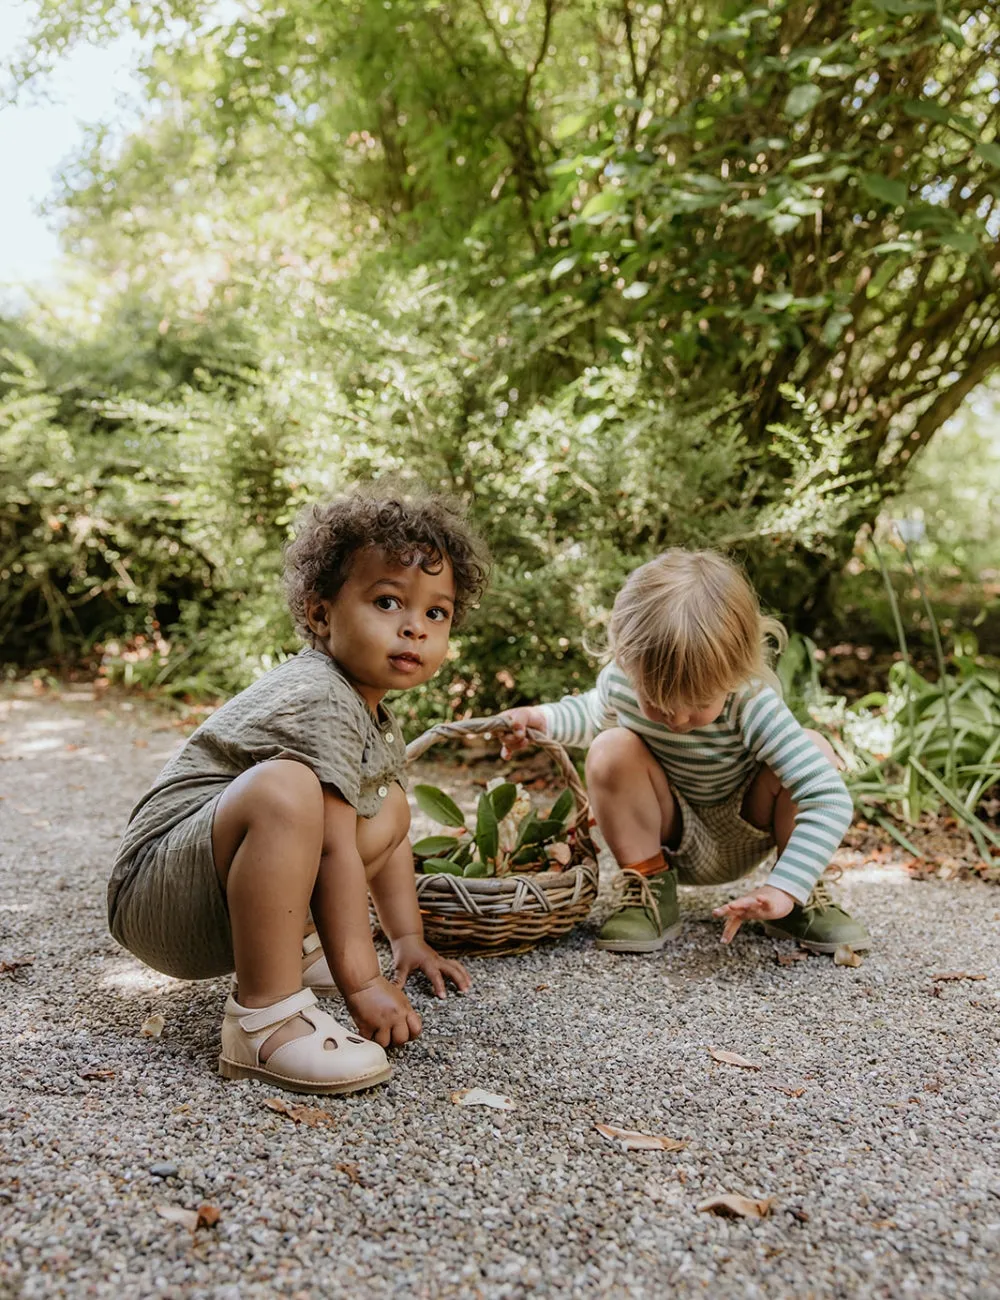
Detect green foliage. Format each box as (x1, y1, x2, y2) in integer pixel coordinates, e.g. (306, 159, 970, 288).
(782, 625, 1000, 872)
(4, 0, 1000, 720)
(413, 781, 574, 876)
(412, 784, 466, 829)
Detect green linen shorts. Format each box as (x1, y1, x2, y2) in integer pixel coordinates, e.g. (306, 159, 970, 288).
(666, 769, 776, 887)
(109, 792, 234, 980)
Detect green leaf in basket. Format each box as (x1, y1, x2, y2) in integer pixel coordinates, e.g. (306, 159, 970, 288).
(412, 835, 463, 858)
(413, 784, 467, 828)
(512, 846, 545, 867)
(488, 781, 518, 821)
(450, 842, 474, 867)
(535, 818, 566, 843)
(463, 858, 489, 878)
(547, 789, 575, 824)
(520, 816, 565, 846)
(514, 810, 540, 849)
(422, 857, 465, 875)
(475, 792, 500, 866)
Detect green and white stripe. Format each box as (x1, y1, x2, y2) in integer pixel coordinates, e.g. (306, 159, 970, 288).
(539, 663, 853, 903)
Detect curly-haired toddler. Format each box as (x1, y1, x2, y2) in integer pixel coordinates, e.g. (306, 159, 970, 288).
(108, 488, 489, 1094)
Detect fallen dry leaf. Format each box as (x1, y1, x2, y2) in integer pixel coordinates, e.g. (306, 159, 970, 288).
(708, 1048, 761, 1071)
(931, 972, 986, 982)
(833, 945, 864, 967)
(775, 949, 808, 966)
(450, 1088, 516, 1111)
(0, 957, 35, 976)
(156, 1205, 198, 1232)
(697, 1194, 774, 1219)
(534, 984, 550, 992)
(80, 1069, 116, 1081)
(765, 1079, 806, 1098)
(546, 842, 572, 866)
(335, 1162, 362, 1184)
(595, 1123, 687, 1152)
(263, 1097, 336, 1127)
(156, 1203, 221, 1232)
(140, 1014, 165, 1039)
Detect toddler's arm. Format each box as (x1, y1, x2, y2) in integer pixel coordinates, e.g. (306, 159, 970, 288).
(500, 706, 548, 757)
(738, 686, 853, 902)
(370, 844, 471, 998)
(501, 663, 618, 755)
(313, 795, 422, 1046)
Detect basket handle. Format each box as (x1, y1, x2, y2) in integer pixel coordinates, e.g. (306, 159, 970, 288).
(405, 715, 590, 824)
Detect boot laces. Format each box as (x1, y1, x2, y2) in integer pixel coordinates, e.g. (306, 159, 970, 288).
(616, 868, 664, 923)
(804, 878, 836, 915)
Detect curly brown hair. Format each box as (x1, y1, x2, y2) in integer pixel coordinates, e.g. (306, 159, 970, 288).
(283, 488, 491, 639)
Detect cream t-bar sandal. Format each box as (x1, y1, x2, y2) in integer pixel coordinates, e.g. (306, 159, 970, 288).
(219, 988, 391, 1094)
(301, 930, 337, 995)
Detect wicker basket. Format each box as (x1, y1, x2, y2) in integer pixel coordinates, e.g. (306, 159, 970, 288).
(404, 716, 599, 956)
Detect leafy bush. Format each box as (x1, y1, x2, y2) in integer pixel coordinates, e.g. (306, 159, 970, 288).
(782, 632, 1000, 873)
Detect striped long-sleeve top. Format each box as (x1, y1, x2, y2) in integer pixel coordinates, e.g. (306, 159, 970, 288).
(539, 663, 853, 903)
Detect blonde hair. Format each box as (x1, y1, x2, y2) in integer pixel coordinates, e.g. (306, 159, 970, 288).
(609, 549, 787, 714)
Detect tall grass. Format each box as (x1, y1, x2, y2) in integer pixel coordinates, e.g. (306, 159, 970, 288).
(790, 536, 1000, 876)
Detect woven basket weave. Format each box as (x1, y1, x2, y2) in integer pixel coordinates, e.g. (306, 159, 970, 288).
(405, 716, 598, 956)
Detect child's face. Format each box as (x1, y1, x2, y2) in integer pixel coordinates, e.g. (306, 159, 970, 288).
(306, 546, 456, 707)
(637, 691, 729, 733)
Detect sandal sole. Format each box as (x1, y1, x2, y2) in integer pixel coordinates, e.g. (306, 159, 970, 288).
(595, 922, 682, 953)
(762, 924, 872, 954)
(218, 1057, 393, 1094)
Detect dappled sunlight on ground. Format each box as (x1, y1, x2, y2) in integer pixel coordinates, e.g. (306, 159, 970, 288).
(834, 861, 913, 887)
(100, 960, 188, 996)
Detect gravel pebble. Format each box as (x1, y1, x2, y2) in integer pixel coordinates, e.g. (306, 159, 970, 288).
(2, 687, 999, 1298)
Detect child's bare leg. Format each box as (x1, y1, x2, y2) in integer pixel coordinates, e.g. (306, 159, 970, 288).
(585, 727, 679, 865)
(740, 729, 838, 848)
(213, 767, 416, 1056)
(301, 794, 409, 950)
(211, 759, 325, 1058)
(355, 783, 411, 885)
(308, 782, 410, 984)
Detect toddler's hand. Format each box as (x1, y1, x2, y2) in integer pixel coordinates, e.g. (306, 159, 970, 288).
(344, 975, 422, 1047)
(713, 885, 796, 945)
(499, 706, 548, 759)
(391, 935, 471, 999)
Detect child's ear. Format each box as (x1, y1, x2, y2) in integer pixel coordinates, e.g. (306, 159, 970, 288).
(305, 596, 332, 638)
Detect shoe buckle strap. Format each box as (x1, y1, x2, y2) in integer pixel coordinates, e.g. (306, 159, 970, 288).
(302, 931, 323, 958)
(238, 987, 318, 1033)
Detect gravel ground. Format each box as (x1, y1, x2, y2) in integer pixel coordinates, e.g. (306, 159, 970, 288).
(2, 684, 999, 1300)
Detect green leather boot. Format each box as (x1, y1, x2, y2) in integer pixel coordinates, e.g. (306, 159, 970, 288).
(596, 869, 681, 953)
(763, 879, 871, 953)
